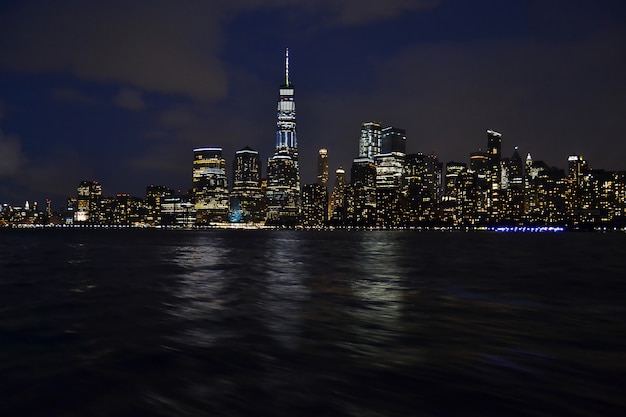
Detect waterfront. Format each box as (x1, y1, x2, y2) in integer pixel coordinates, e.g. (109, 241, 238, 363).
(1, 229, 625, 416)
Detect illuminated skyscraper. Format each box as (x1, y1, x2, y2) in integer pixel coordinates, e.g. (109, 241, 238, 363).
(375, 126, 407, 227)
(145, 185, 173, 226)
(350, 157, 377, 226)
(317, 148, 329, 189)
(359, 122, 382, 159)
(266, 48, 301, 225)
(487, 130, 502, 165)
(566, 154, 590, 224)
(301, 183, 328, 227)
(405, 152, 442, 225)
(329, 166, 347, 223)
(192, 147, 229, 224)
(230, 146, 264, 223)
(75, 180, 102, 223)
(504, 147, 525, 221)
(486, 129, 503, 221)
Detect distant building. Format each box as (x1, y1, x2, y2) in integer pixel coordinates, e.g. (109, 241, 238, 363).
(486, 129, 503, 222)
(441, 161, 467, 224)
(192, 147, 230, 224)
(405, 153, 442, 225)
(145, 185, 173, 226)
(301, 183, 328, 227)
(504, 147, 524, 222)
(230, 146, 265, 223)
(349, 157, 377, 226)
(375, 127, 407, 227)
(161, 193, 196, 228)
(317, 148, 329, 189)
(266, 49, 301, 225)
(329, 166, 347, 224)
(75, 180, 102, 224)
(359, 122, 382, 159)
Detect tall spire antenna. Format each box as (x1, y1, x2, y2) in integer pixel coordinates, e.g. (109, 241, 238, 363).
(285, 47, 289, 85)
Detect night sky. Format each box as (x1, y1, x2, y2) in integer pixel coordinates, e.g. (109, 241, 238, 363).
(1, 0, 625, 208)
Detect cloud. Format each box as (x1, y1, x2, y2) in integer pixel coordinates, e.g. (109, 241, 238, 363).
(232, 0, 439, 26)
(0, 129, 23, 177)
(113, 88, 146, 111)
(51, 88, 100, 105)
(300, 26, 626, 176)
(300, 0, 439, 26)
(0, 0, 438, 103)
(0, 0, 228, 100)
(19, 149, 97, 201)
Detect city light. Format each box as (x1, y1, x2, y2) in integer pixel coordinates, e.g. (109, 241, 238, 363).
(2, 53, 626, 231)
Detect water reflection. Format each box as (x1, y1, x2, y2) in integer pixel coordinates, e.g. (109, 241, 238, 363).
(262, 232, 308, 349)
(148, 230, 626, 417)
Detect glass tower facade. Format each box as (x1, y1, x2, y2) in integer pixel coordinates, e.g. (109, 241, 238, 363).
(317, 148, 329, 189)
(487, 129, 503, 222)
(359, 122, 382, 159)
(230, 146, 264, 223)
(192, 147, 229, 224)
(266, 48, 301, 225)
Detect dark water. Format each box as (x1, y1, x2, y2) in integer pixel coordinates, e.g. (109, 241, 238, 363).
(1, 229, 625, 417)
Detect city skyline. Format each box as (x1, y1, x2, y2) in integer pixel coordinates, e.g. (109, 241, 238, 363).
(1, 1, 626, 207)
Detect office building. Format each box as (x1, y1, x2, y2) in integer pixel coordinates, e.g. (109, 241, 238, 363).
(349, 157, 377, 226)
(301, 183, 328, 227)
(192, 147, 229, 224)
(329, 166, 347, 223)
(145, 185, 173, 226)
(375, 126, 407, 227)
(75, 180, 102, 223)
(230, 146, 264, 223)
(486, 129, 503, 222)
(266, 48, 301, 225)
(405, 152, 442, 225)
(317, 148, 329, 189)
(359, 122, 382, 159)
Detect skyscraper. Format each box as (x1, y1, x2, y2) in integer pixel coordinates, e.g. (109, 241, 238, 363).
(350, 157, 377, 226)
(405, 152, 441, 225)
(230, 146, 264, 223)
(505, 147, 525, 221)
(375, 126, 407, 227)
(75, 180, 102, 223)
(487, 129, 502, 166)
(486, 129, 503, 222)
(145, 185, 173, 226)
(381, 126, 407, 154)
(192, 147, 229, 224)
(329, 166, 347, 223)
(317, 148, 329, 189)
(359, 122, 382, 159)
(566, 154, 589, 224)
(266, 48, 301, 225)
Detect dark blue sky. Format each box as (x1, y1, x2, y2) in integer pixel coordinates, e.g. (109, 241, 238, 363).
(1, 0, 625, 207)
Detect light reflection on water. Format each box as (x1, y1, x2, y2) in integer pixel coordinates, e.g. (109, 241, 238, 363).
(145, 230, 626, 417)
(2, 229, 625, 417)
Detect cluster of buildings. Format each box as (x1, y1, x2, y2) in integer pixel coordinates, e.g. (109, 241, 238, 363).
(2, 50, 626, 229)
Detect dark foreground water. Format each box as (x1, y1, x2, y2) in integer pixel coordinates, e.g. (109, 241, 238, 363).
(1, 229, 625, 417)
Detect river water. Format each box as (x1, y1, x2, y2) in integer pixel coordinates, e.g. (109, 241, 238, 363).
(1, 229, 625, 416)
